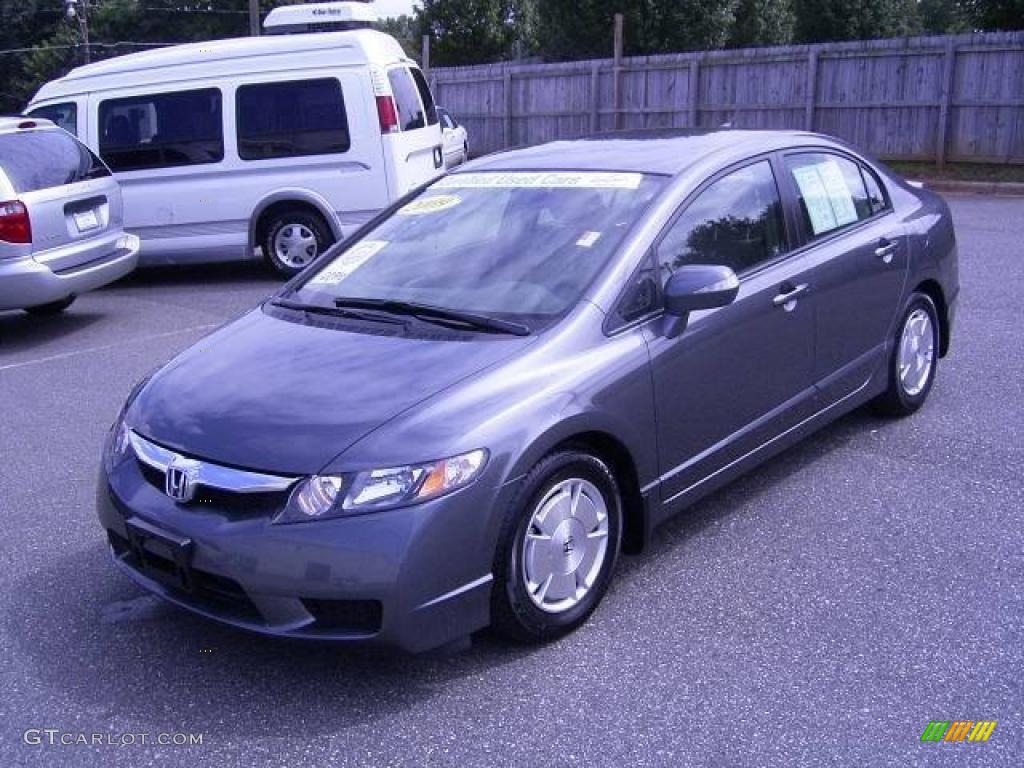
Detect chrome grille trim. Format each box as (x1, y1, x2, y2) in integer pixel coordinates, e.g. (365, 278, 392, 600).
(129, 431, 298, 494)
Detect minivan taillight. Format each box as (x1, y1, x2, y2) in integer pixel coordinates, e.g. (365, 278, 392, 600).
(0, 200, 31, 244)
(376, 95, 400, 134)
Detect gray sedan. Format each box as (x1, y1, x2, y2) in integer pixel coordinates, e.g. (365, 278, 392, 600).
(98, 130, 958, 651)
(0, 117, 138, 314)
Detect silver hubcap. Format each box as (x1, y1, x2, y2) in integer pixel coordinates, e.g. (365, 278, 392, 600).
(273, 224, 318, 268)
(522, 478, 609, 614)
(898, 308, 935, 397)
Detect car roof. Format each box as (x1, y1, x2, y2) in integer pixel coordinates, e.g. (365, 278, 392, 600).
(31, 29, 409, 103)
(0, 116, 57, 135)
(465, 129, 833, 177)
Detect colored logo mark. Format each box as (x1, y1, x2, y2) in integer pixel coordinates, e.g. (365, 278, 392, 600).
(920, 720, 997, 742)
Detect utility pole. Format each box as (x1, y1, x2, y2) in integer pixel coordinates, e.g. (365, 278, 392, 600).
(250, 0, 261, 37)
(65, 0, 91, 64)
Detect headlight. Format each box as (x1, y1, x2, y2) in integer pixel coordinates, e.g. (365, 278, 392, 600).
(275, 449, 488, 524)
(102, 370, 154, 473)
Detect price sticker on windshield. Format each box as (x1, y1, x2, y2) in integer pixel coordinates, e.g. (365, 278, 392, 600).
(398, 195, 462, 216)
(307, 240, 388, 286)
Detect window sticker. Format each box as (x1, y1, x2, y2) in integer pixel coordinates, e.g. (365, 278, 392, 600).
(791, 164, 838, 235)
(397, 194, 462, 216)
(435, 171, 643, 190)
(816, 159, 859, 227)
(307, 240, 387, 286)
(576, 231, 602, 248)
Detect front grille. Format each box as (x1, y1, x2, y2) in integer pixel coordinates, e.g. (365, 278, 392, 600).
(108, 529, 262, 622)
(138, 461, 288, 519)
(301, 598, 383, 635)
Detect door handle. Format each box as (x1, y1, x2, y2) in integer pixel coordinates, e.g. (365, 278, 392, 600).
(875, 238, 898, 264)
(773, 283, 808, 310)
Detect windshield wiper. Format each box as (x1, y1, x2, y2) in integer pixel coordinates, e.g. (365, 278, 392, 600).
(269, 298, 407, 326)
(333, 298, 531, 337)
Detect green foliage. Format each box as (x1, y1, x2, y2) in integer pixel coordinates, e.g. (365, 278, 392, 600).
(728, 0, 796, 48)
(792, 0, 920, 43)
(376, 14, 418, 59)
(414, 0, 516, 65)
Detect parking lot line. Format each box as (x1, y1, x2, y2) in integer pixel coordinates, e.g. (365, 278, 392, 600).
(0, 323, 219, 373)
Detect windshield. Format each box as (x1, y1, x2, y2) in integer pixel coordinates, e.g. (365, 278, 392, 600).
(290, 171, 666, 330)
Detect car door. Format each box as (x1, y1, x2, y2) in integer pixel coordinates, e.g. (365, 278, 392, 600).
(439, 109, 461, 166)
(639, 158, 819, 508)
(779, 151, 909, 403)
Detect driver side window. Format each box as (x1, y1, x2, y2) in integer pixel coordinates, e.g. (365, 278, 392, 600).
(655, 160, 786, 285)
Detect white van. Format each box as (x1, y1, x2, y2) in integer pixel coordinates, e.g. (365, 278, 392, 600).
(26, 2, 444, 276)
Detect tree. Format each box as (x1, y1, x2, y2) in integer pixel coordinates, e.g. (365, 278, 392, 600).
(728, 0, 796, 48)
(415, 0, 516, 65)
(964, 0, 1024, 29)
(793, 0, 919, 42)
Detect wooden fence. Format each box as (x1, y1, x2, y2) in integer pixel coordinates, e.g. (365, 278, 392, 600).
(427, 31, 1024, 166)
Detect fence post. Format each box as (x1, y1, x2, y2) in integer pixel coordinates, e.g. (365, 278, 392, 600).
(503, 70, 513, 149)
(688, 57, 700, 129)
(613, 14, 624, 130)
(936, 38, 956, 168)
(804, 48, 818, 131)
(590, 61, 600, 133)
(421, 35, 430, 73)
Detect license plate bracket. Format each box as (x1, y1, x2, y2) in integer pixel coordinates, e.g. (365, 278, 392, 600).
(73, 209, 100, 232)
(125, 517, 194, 592)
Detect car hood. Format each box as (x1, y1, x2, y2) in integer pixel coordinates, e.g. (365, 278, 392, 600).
(129, 309, 534, 474)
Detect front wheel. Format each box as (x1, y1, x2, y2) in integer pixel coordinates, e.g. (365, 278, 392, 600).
(490, 450, 623, 643)
(872, 292, 940, 417)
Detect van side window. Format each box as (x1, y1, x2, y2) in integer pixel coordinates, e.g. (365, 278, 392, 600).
(409, 67, 439, 126)
(236, 78, 351, 161)
(27, 103, 78, 136)
(98, 89, 223, 172)
(388, 68, 426, 131)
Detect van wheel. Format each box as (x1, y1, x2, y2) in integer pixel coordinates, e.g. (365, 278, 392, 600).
(262, 209, 334, 278)
(25, 295, 75, 315)
(490, 449, 623, 644)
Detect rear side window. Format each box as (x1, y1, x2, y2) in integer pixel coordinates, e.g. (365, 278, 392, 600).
(0, 130, 109, 193)
(409, 67, 439, 126)
(236, 78, 351, 161)
(27, 102, 78, 136)
(861, 166, 888, 215)
(98, 89, 223, 172)
(785, 152, 876, 239)
(388, 68, 426, 131)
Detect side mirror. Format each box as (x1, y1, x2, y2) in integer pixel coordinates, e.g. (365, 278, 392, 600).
(662, 265, 739, 339)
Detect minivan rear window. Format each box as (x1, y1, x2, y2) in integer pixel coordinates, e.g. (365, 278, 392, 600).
(27, 102, 78, 136)
(388, 68, 427, 131)
(409, 68, 439, 126)
(98, 89, 223, 172)
(237, 78, 351, 160)
(0, 130, 109, 194)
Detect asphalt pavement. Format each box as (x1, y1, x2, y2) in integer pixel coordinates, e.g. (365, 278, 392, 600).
(0, 195, 1021, 767)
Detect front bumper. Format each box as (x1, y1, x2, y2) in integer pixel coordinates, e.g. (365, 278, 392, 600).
(97, 453, 509, 653)
(0, 235, 139, 311)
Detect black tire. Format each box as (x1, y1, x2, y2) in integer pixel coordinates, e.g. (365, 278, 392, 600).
(490, 449, 623, 644)
(872, 292, 940, 418)
(261, 208, 334, 278)
(24, 295, 75, 316)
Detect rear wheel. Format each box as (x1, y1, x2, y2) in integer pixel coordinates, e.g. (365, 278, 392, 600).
(24, 295, 75, 316)
(872, 292, 940, 417)
(490, 449, 623, 643)
(261, 208, 334, 278)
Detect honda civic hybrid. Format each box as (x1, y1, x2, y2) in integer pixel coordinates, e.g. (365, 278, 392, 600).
(97, 130, 958, 652)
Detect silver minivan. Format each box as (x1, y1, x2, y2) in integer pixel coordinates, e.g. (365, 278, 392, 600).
(0, 117, 139, 314)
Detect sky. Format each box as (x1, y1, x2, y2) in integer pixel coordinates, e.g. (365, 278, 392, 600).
(371, 0, 417, 19)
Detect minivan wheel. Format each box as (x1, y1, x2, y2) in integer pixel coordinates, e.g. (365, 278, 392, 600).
(872, 292, 940, 417)
(262, 209, 334, 277)
(491, 450, 623, 643)
(24, 295, 75, 315)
